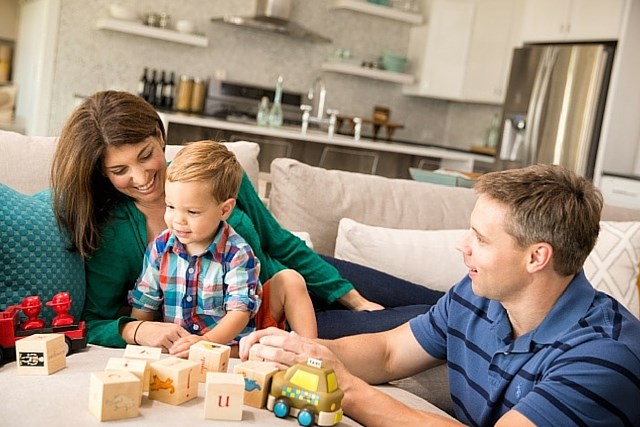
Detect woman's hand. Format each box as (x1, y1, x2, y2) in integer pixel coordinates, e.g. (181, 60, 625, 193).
(124, 321, 191, 353)
(338, 289, 384, 311)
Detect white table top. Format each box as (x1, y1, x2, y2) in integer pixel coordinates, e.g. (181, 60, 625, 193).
(0, 345, 452, 426)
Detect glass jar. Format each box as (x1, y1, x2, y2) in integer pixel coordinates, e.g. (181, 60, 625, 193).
(175, 75, 193, 112)
(190, 78, 207, 113)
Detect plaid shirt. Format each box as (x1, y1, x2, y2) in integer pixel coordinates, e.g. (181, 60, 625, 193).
(128, 221, 261, 341)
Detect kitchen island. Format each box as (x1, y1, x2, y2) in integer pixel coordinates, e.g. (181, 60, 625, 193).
(158, 111, 494, 179)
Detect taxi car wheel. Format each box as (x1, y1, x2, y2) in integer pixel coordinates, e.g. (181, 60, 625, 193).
(273, 397, 291, 418)
(297, 407, 316, 427)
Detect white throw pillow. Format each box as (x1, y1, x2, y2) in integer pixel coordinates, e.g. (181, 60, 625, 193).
(165, 140, 260, 191)
(334, 218, 640, 318)
(334, 218, 468, 293)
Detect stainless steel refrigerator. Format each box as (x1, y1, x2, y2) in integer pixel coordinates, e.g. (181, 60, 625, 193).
(495, 43, 615, 179)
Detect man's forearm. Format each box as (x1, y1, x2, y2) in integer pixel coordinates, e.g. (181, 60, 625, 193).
(319, 333, 395, 384)
(341, 372, 462, 427)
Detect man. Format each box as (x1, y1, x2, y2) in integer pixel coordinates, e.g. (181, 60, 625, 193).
(240, 164, 640, 426)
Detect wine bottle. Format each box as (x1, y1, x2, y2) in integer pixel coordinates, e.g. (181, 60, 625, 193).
(148, 69, 157, 105)
(137, 67, 148, 99)
(155, 70, 165, 107)
(162, 71, 175, 109)
(268, 75, 284, 128)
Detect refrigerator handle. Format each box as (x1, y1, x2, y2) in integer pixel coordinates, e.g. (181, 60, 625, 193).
(525, 48, 558, 165)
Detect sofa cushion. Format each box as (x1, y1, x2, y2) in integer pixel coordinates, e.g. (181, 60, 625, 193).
(0, 184, 85, 322)
(165, 140, 260, 191)
(269, 158, 478, 256)
(335, 218, 467, 292)
(334, 218, 640, 318)
(0, 130, 58, 195)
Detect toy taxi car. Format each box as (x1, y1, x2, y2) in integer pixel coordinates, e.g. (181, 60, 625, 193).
(267, 358, 343, 426)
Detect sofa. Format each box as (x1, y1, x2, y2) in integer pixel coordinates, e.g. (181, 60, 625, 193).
(2, 129, 640, 415)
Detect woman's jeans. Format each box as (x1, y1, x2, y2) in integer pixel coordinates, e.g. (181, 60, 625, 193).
(313, 256, 445, 339)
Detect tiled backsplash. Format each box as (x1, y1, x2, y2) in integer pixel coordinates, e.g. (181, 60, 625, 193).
(48, 0, 500, 150)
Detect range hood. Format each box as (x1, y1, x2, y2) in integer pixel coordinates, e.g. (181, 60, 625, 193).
(211, 0, 331, 43)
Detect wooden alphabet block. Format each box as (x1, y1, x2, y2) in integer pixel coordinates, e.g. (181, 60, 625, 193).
(15, 333, 66, 375)
(233, 360, 279, 408)
(105, 357, 149, 401)
(88, 370, 141, 421)
(188, 341, 231, 382)
(148, 356, 199, 405)
(123, 344, 162, 361)
(204, 372, 244, 421)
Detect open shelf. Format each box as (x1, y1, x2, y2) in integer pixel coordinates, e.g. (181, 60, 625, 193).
(96, 18, 208, 47)
(322, 62, 415, 84)
(331, 0, 424, 24)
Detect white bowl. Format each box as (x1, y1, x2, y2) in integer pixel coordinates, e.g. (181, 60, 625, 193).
(109, 4, 138, 21)
(175, 20, 196, 34)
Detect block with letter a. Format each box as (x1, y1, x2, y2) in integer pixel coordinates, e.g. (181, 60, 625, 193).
(204, 372, 244, 421)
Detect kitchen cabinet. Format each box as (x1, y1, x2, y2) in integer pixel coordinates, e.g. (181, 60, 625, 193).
(96, 18, 208, 47)
(521, 0, 626, 43)
(403, 0, 521, 104)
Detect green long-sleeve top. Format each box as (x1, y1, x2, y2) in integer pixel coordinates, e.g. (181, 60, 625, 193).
(84, 173, 353, 347)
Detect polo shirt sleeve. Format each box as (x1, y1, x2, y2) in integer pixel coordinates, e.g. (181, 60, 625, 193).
(409, 287, 451, 360)
(513, 339, 640, 426)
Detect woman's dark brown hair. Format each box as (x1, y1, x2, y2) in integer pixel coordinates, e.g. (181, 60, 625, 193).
(51, 90, 165, 258)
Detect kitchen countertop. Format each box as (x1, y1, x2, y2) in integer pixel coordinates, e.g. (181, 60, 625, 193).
(158, 111, 495, 166)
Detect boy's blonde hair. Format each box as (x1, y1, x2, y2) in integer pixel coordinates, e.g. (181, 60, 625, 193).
(167, 140, 243, 202)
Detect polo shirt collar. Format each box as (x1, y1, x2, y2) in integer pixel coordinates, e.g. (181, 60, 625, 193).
(489, 270, 595, 351)
(529, 270, 594, 344)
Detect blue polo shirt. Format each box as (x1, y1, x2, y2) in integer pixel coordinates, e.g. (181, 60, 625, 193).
(410, 271, 640, 426)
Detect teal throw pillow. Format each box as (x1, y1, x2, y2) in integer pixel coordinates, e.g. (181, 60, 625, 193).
(0, 184, 85, 323)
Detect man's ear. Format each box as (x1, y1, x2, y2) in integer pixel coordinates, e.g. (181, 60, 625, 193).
(220, 198, 236, 220)
(527, 242, 553, 273)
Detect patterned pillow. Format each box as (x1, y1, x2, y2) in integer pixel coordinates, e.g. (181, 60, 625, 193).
(583, 221, 640, 318)
(0, 184, 85, 323)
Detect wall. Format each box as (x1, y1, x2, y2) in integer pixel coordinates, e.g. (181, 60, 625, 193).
(21, 0, 499, 150)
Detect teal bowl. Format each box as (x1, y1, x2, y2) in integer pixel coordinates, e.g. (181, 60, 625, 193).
(380, 53, 407, 73)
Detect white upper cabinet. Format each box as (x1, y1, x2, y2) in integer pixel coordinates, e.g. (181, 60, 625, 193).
(521, 0, 626, 43)
(403, 0, 521, 104)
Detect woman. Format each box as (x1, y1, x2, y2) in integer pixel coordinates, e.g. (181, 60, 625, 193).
(51, 91, 443, 352)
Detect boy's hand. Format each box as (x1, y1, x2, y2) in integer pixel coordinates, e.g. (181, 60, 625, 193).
(169, 334, 203, 358)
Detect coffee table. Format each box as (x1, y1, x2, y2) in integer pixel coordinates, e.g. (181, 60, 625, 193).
(0, 344, 452, 426)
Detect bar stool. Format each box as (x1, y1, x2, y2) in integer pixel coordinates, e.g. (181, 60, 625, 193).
(319, 146, 379, 175)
